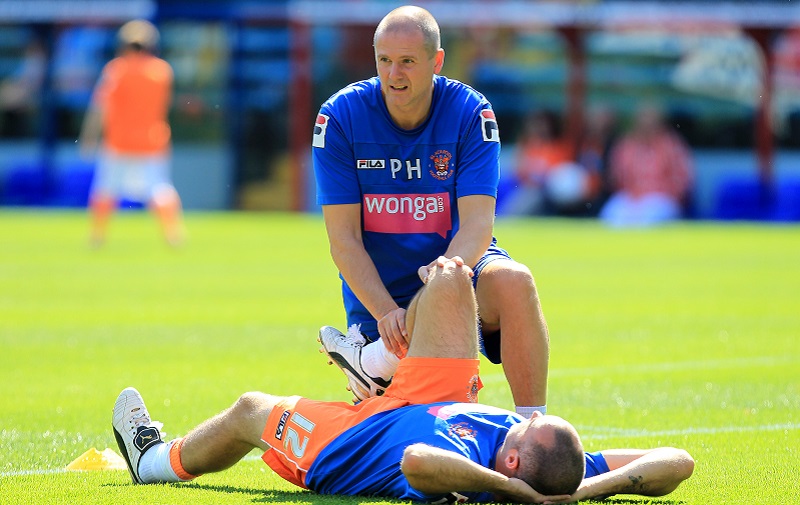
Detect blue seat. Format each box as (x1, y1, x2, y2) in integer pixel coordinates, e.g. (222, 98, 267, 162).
(771, 177, 800, 222)
(50, 161, 94, 207)
(1, 161, 49, 206)
(713, 176, 772, 221)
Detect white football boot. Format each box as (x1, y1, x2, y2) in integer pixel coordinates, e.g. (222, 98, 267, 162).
(112, 387, 164, 484)
(318, 325, 391, 401)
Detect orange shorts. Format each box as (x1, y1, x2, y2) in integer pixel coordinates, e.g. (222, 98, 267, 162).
(261, 357, 481, 488)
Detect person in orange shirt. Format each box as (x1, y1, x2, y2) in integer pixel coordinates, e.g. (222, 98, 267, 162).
(79, 19, 183, 247)
(501, 109, 596, 216)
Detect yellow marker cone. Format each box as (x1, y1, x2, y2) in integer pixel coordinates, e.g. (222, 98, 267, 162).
(66, 448, 128, 471)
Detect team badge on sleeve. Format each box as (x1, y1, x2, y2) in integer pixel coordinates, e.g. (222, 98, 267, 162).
(480, 109, 499, 143)
(313, 114, 330, 148)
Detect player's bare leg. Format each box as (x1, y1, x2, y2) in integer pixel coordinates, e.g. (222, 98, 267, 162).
(178, 392, 275, 475)
(475, 259, 549, 409)
(149, 184, 184, 247)
(114, 388, 277, 484)
(89, 193, 116, 247)
(405, 256, 479, 360)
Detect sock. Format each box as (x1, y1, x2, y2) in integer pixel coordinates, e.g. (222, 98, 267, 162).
(138, 438, 196, 483)
(515, 405, 547, 419)
(360, 341, 400, 380)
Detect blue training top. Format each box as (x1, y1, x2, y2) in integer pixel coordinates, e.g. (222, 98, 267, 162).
(304, 401, 611, 502)
(313, 75, 501, 336)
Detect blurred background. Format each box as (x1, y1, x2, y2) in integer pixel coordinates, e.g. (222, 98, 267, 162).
(1, 0, 799, 220)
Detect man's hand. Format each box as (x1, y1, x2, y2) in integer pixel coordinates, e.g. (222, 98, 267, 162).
(540, 481, 607, 504)
(418, 256, 473, 284)
(402, 444, 570, 505)
(500, 477, 571, 504)
(378, 307, 408, 358)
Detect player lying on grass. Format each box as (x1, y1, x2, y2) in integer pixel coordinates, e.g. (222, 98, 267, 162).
(113, 257, 693, 503)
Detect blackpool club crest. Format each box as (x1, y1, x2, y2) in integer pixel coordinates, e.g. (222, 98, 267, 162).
(429, 149, 453, 180)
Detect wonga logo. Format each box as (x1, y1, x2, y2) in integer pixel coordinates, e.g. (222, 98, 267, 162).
(363, 192, 452, 238)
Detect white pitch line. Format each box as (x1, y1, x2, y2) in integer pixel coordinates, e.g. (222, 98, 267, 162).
(0, 452, 265, 478)
(479, 355, 798, 386)
(0, 468, 67, 477)
(581, 422, 800, 440)
(551, 355, 798, 378)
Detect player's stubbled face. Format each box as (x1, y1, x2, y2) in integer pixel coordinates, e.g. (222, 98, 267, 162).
(375, 28, 440, 127)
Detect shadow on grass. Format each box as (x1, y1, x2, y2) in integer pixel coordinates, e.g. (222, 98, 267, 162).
(103, 482, 687, 504)
(168, 482, 403, 504)
(596, 499, 685, 504)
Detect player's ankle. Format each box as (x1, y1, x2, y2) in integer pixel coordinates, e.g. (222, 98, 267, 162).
(361, 341, 399, 381)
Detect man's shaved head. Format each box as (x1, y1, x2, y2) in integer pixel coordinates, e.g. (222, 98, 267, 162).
(374, 5, 441, 58)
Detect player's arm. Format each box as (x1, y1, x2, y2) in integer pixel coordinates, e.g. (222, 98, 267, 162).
(419, 195, 494, 284)
(322, 203, 408, 356)
(401, 443, 568, 504)
(565, 448, 694, 502)
(420, 103, 499, 280)
(446, 194, 495, 267)
(78, 104, 103, 158)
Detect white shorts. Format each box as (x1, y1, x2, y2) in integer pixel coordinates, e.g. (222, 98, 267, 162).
(91, 150, 174, 202)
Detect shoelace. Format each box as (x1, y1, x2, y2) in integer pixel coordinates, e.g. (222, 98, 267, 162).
(345, 324, 367, 346)
(130, 408, 151, 430)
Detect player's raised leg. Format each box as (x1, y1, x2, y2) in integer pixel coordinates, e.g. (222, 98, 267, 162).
(404, 256, 479, 360)
(113, 387, 275, 484)
(475, 259, 549, 412)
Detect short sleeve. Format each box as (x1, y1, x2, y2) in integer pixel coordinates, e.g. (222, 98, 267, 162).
(584, 451, 611, 478)
(312, 106, 361, 205)
(455, 106, 500, 199)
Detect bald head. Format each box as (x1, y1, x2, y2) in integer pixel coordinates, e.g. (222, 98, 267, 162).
(118, 19, 160, 53)
(374, 5, 441, 58)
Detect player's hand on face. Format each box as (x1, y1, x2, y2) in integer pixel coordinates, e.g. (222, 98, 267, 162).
(378, 307, 408, 358)
(501, 478, 571, 504)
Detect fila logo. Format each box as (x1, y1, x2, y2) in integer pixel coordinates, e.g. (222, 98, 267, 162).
(274, 410, 290, 440)
(357, 159, 386, 170)
(312, 114, 329, 148)
(480, 109, 500, 143)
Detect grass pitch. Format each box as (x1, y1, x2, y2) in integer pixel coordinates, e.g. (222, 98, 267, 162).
(1, 210, 798, 504)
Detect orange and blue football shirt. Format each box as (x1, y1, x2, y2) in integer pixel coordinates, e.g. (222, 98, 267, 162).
(263, 398, 610, 502)
(312, 75, 501, 339)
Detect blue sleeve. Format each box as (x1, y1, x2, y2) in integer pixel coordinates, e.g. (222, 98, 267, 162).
(313, 105, 361, 205)
(584, 451, 610, 478)
(455, 105, 500, 199)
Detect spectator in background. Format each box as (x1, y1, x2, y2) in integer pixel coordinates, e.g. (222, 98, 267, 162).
(501, 109, 597, 216)
(576, 103, 618, 214)
(600, 103, 693, 227)
(79, 19, 184, 247)
(0, 36, 46, 137)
